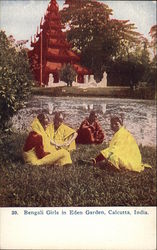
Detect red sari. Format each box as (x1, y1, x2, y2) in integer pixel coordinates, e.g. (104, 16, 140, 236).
(23, 131, 50, 159)
(76, 119, 105, 144)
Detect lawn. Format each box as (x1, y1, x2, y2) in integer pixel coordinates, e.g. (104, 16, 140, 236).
(0, 132, 156, 207)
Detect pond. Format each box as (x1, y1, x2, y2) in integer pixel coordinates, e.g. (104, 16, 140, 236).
(12, 96, 156, 147)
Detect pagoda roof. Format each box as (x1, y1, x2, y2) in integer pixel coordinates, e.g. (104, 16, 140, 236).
(49, 38, 57, 44)
(45, 61, 62, 72)
(68, 51, 80, 60)
(45, 13, 60, 21)
(48, 30, 66, 38)
(48, 48, 59, 56)
(73, 64, 91, 75)
(47, 2, 59, 12)
(29, 0, 92, 82)
(48, 22, 63, 30)
(45, 61, 90, 75)
(47, 48, 80, 61)
(49, 38, 70, 48)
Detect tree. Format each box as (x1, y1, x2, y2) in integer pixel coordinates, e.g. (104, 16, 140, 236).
(148, 55, 157, 87)
(61, 0, 112, 51)
(0, 31, 33, 130)
(107, 38, 151, 86)
(149, 24, 157, 58)
(60, 0, 142, 79)
(59, 63, 76, 86)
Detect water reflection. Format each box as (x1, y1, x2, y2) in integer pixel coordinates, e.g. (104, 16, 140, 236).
(12, 96, 156, 147)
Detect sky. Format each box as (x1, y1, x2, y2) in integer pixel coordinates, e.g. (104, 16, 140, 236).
(0, 0, 156, 47)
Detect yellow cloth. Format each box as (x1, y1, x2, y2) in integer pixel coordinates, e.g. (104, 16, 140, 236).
(101, 126, 151, 172)
(23, 118, 72, 166)
(23, 148, 72, 166)
(46, 123, 76, 151)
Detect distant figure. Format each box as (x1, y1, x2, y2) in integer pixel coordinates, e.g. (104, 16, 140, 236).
(89, 75, 96, 85)
(76, 111, 105, 144)
(129, 80, 136, 91)
(46, 112, 78, 151)
(102, 71, 107, 86)
(91, 116, 151, 172)
(97, 71, 107, 87)
(48, 73, 54, 87)
(23, 113, 72, 166)
(84, 75, 89, 84)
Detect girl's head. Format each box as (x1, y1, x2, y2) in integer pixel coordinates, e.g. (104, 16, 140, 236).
(110, 116, 123, 132)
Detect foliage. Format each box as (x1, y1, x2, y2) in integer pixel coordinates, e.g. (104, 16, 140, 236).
(146, 55, 157, 87)
(60, 1, 156, 87)
(149, 24, 157, 54)
(59, 63, 77, 86)
(60, 0, 142, 79)
(107, 37, 156, 87)
(107, 60, 143, 86)
(0, 132, 156, 207)
(108, 58, 149, 86)
(61, 0, 112, 51)
(0, 31, 33, 130)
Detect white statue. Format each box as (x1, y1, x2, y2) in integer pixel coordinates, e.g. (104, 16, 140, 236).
(88, 75, 97, 86)
(84, 75, 89, 84)
(98, 71, 107, 87)
(89, 75, 95, 82)
(48, 73, 54, 87)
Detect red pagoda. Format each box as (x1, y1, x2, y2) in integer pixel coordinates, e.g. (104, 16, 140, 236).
(29, 0, 90, 85)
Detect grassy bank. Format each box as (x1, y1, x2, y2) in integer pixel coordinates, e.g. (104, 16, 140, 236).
(32, 86, 156, 100)
(0, 132, 156, 207)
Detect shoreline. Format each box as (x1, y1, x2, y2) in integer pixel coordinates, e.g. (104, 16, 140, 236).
(32, 86, 156, 100)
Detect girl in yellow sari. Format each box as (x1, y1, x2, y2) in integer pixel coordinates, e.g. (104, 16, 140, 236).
(46, 112, 78, 151)
(23, 114, 72, 166)
(91, 116, 151, 172)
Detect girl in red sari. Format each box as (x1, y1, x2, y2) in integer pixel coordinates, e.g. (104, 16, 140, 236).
(76, 111, 105, 144)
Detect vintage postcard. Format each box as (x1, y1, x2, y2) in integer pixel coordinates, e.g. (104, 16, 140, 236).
(0, 0, 156, 249)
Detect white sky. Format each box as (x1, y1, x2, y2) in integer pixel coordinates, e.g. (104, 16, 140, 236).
(0, 0, 156, 47)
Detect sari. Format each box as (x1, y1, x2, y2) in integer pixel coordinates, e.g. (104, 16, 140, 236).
(46, 123, 76, 151)
(101, 126, 151, 172)
(23, 118, 72, 166)
(76, 119, 105, 144)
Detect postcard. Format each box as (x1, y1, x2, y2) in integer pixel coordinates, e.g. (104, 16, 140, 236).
(0, 0, 156, 249)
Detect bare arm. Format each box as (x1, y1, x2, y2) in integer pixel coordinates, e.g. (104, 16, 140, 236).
(50, 139, 62, 149)
(63, 132, 78, 147)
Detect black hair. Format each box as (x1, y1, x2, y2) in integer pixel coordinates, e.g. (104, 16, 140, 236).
(54, 112, 64, 121)
(111, 116, 123, 126)
(37, 113, 45, 123)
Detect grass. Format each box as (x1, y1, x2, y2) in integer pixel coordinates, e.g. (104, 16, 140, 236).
(0, 132, 156, 207)
(32, 86, 156, 100)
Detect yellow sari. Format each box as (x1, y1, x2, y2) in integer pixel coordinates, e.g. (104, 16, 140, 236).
(23, 118, 72, 166)
(101, 127, 151, 172)
(46, 123, 76, 151)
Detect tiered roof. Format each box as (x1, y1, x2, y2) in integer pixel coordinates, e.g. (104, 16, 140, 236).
(29, 0, 90, 85)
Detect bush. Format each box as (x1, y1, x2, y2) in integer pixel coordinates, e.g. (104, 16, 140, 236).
(107, 59, 146, 86)
(59, 63, 77, 86)
(0, 31, 34, 130)
(145, 55, 157, 88)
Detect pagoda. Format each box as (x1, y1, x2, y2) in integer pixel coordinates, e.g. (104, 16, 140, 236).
(29, 0, 90, 85)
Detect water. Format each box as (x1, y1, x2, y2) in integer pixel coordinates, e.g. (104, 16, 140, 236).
(12, 96, 156, 147)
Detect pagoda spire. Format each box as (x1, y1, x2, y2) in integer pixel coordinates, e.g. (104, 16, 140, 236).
(28, 0, 90, 85)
